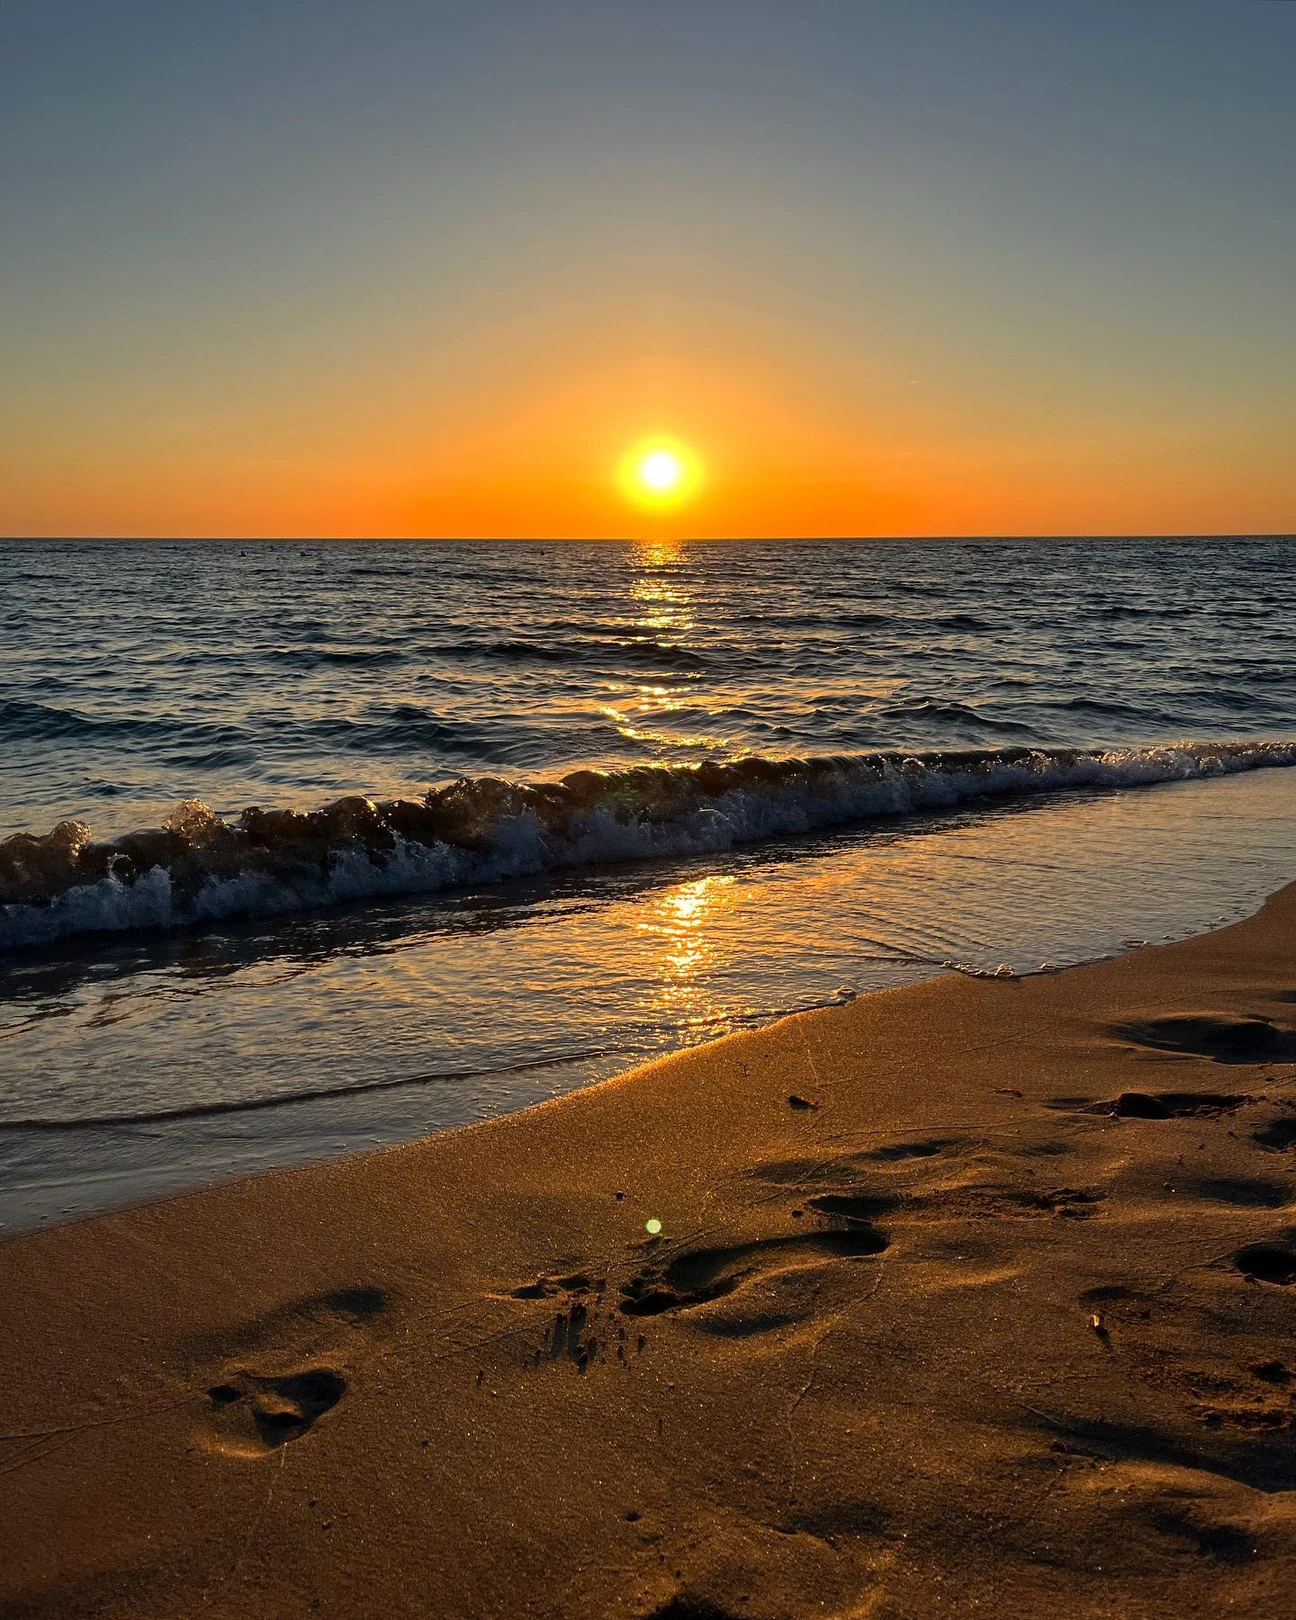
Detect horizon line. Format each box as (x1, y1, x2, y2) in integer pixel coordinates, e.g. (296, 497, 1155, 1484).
(3, 532, 1294, 546)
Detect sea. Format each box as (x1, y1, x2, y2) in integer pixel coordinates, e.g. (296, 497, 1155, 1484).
(2, 535, 1294, 1230)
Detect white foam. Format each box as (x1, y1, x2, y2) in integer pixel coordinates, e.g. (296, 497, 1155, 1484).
(2, 741, 1293, 950)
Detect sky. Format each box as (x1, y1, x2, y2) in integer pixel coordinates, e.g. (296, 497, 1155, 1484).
(2, 0, 1294, 539)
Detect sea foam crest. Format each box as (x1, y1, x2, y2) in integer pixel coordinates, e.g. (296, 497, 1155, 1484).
(2, 740, 1292, 951)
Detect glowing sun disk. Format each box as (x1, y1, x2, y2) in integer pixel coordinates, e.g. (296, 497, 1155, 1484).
(619, 437, 702, 511)
(640, 450, 682, 491)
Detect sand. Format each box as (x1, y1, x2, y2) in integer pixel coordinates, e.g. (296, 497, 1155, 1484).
(3, 887, 1296, 1619)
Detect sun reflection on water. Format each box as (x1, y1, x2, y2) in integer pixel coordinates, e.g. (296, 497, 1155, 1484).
(639, 874, 739, 1036)
(631, 549, 694, 637)
(633, 538, 687, 572)
(593, 541, 733, 756)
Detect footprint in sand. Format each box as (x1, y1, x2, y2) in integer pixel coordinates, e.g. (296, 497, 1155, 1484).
(507, 1270, 599, 1301)
(1253, 1105, 1296, 1152)
(915, 1183, 1106, 1220)
(804, 1191, 897, 1221)
(1072, 1091, 1252, 1120)
(857, 1136, 966, 1165)
(1187, 1176, 1293, 1210)
(1111, 1012, 1296, 1065)
(745, 1138, 971, 1191)
(1233, 1240, 1296, 1287)
(193, 1286, 385, 1457)
(205, 1368, 346, 1452)
(1072, 1286, 1296, 1455)
(536, 1280, 607, 1373)
(497, 1271, 609, 1373)
(1144, 1507, 1263, 1566)
(619, 1226, 887, 1318)
(644, 1598, 742, 1620)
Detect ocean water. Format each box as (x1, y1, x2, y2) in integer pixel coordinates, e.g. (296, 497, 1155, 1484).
(2, 536, 1294, 1227)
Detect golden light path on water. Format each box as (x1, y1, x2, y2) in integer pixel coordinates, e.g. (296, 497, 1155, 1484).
(639, 875, 739, 1040)
(598, 541, 733, 755)
(601, 548, 747, 1039)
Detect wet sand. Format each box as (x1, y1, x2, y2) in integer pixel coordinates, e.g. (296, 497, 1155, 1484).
(3, 886, 1296, 1618)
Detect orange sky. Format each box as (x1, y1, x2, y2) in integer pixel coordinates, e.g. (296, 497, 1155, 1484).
(4, 3, 1294, 539)
(7, 333, 1290, 540)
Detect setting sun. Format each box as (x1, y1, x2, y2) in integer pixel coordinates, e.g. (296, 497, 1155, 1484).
(640, 450, 681, 491)
(619, 437, 703, 512)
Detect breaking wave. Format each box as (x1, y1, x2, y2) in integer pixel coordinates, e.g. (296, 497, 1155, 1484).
(2, 739, 1293, 951)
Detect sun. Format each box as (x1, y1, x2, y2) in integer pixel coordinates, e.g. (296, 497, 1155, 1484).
(640, 450, 682, 492)
(618, 437, 703, 511)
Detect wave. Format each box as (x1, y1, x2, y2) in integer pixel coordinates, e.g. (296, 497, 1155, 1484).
(1, 740, 1292, 951)
(267, 646, 407, 668)
(0, 697, 248, 749)
(482, 638, 707, 672)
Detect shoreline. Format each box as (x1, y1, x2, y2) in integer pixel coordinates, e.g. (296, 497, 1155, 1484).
(7, 762, 1296, 1237)
(3, 882, 1296, 1616)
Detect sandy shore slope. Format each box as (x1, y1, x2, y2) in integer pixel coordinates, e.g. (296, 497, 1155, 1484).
(3, 886, 1296, 1618)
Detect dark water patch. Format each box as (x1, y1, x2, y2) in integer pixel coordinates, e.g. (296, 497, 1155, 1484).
(0, 698, 250, 750)
(482, 638, 707, 672)
(267, 647, 406, 668)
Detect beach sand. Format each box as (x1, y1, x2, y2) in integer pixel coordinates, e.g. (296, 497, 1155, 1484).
(3, 887, 1296, 1619)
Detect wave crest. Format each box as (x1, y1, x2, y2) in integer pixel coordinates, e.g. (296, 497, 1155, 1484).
(2, 740, 1293, 950)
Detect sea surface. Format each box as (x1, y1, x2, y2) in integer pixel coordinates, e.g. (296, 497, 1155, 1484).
(2, 536, 1294, 1228)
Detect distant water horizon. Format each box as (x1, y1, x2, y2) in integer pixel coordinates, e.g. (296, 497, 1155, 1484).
(7, 531, 1292, 544)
